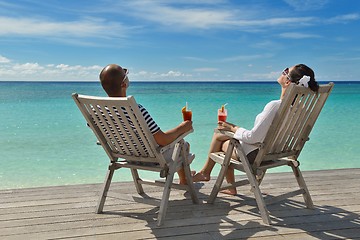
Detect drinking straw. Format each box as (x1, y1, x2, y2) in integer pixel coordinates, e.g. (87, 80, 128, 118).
(222, 103, 228, 110)
(186, 102, 188, 111)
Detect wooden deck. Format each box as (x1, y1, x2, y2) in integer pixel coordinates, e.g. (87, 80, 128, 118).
(1, 168, 360, 239)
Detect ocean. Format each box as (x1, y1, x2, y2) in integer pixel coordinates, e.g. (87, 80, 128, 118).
(1, 81, 359, 190)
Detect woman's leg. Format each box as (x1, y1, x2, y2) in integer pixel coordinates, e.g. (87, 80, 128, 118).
(220, 166, 237, 195)
(193, 132, 230, 182)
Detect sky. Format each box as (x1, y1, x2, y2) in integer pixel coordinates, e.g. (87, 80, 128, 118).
(0, 0, 359, 82)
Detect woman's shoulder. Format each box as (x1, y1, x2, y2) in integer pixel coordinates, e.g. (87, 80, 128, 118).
(266, 99, 281, 106)
(263, 99, 282, 111)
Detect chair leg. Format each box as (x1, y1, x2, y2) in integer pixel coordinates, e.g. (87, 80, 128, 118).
(250, 177, 271, 225)
(131, 168, 144, 194)
(157, 163, 176, 226)
(157, 143, 181, 226)
(208, 142, 234, 204)
(208, 160, 228, 204)
(291, 164, 314, 209)
(96, 164, 115, 213)
(235, 143, 271, 225)
(250, 170, 267, 193)
(256, 170, 267, 186)
(181, 145, 199, 204)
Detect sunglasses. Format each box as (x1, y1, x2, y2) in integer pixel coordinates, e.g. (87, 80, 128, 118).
(282, 67, 291, 81)
(122, 68, 129, 82)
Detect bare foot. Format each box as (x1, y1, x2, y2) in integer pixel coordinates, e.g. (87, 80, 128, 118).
(192, 172, 211, 182)
(220, 188, 237, 196)
(179, 170, 196, 185)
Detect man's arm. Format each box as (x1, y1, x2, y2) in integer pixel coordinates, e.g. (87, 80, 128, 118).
(153, 121, 193, 146)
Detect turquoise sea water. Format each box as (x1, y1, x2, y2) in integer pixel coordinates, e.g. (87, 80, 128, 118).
(1, 81, 359, 190)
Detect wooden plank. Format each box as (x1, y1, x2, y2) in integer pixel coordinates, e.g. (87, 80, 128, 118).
(0, 169, 359, 240)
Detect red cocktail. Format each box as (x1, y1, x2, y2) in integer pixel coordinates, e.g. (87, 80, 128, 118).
(218, 104, 227, 122)
(218, 109, 227, 122)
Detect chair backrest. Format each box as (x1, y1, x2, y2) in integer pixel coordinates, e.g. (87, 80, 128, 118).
(72, 94, 167, 166)
(254, 82, 334, 166)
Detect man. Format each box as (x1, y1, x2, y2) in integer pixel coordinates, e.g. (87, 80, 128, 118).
(99, 64, 194, 184)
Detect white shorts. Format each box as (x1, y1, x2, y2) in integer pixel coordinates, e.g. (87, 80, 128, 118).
(162, 141, 194, 164)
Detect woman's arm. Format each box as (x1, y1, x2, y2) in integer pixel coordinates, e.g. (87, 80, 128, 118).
(233, 100, 281, 144)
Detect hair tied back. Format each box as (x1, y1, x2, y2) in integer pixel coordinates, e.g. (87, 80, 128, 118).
(298, 75, 310, 88)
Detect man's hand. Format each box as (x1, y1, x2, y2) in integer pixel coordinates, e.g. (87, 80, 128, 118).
(179, 120, 193, 132)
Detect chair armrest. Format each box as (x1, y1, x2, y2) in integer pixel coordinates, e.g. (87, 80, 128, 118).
(158, 129, 194, 153)
(214, 129, 235, 138)
(214, 129, 263, 148)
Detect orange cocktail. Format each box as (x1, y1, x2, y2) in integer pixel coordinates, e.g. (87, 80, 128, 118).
(182, 103, 192, 121)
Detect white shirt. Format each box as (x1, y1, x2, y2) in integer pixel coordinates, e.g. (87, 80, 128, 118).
(233, 100, 282, 155)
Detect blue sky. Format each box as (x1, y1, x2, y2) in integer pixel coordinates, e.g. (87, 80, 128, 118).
(0, 0, 359, 81)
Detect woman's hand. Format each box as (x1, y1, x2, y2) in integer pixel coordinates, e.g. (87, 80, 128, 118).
(217, 121, 238, 133)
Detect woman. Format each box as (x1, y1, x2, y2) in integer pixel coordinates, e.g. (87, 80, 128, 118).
(193, 64, 319, 195)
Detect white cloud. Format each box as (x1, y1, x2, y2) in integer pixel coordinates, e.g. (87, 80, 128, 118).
(183, 56, 209, 62)
(0, 16, 127, 39)
(284, 0, 329, 11)
(194, 68, 218, 72)
(246, 71, 281, 80)
(160, 70, 184, 77)
(92, 69, 194, 81)
(327, 13, 360, 24)
(0, 61, 102, 81)
(279, 32, 321, 39)
(13, 62, 44, 72)
(125, 1, 316, 30)
(126, 1, 233, 29)
(0, 55, 11, 63)
(221, 54, 271, 62)
(233, 17, 315, 28)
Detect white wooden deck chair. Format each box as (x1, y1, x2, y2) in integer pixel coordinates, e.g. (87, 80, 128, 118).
(72, 94, 199, 226)
(208, 82, 334, 225)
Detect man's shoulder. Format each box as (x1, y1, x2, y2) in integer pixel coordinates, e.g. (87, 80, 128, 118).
(137, 103, 145, 110)
(137, 104, 150, 115)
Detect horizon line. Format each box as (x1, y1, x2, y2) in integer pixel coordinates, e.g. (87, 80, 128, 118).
(0, 80, 358, 83)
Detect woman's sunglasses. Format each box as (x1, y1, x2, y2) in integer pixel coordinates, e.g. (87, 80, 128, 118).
(282, 67, 291, 80)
